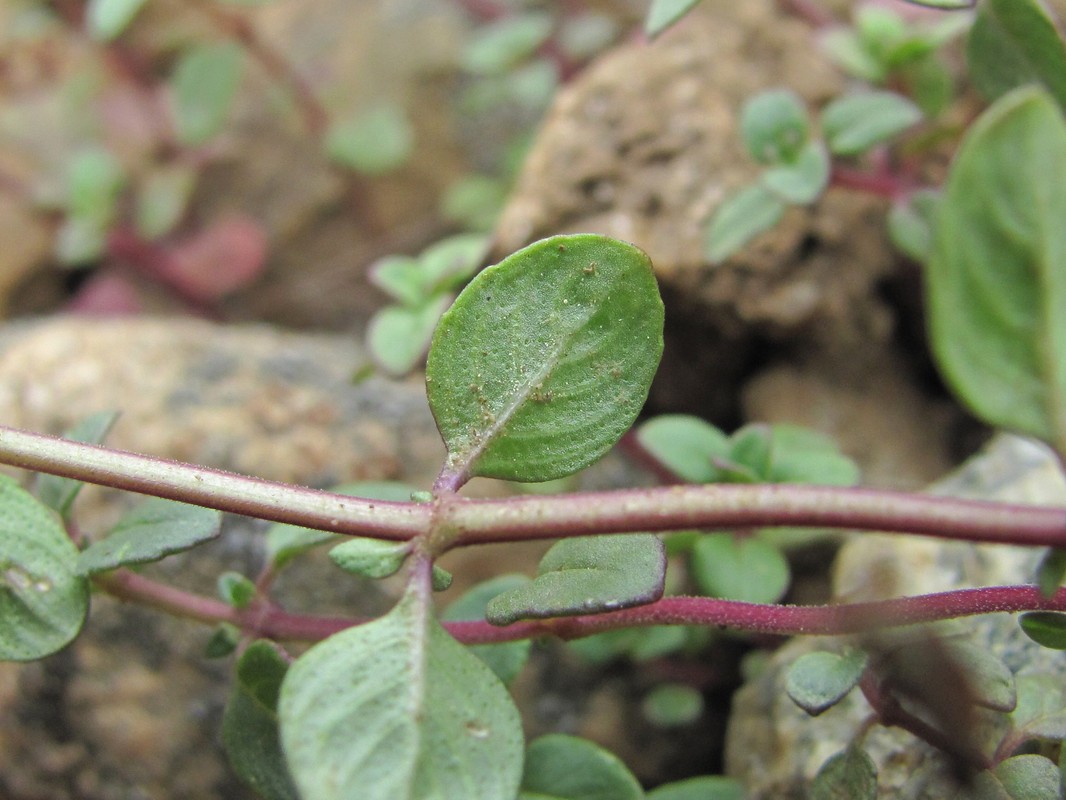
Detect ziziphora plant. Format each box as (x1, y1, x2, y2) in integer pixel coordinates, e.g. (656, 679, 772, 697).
(4, 88, 1066, 800)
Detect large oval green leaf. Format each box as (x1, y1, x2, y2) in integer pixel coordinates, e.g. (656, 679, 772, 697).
(426, 234, 664, 483)
(0, 475, 89, 661)
(278, 589, 524, 800)
(927, 86, 1066, 455)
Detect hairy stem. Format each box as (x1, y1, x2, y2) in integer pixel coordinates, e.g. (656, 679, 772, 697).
(2, 425, 1065, 548)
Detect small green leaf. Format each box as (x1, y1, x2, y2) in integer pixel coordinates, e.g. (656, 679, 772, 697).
(368, 296, 453, 377)
(740, 89, 810, 165)
(963, 756, 1064, 800)
(1011, 674, 1066, 741)
(757, 424, 860, 485)
(171, 42, 244, 146)
(205, 622, 241, 658)
(1037, 548, 1066, 598)
(419, 233, 489, 293)
(86, 0, 149, 40)
(819, 28, 885, 82)
(265, 482, 414, 569)
(927, 87, 1066, 454)
(642, 683, 704, 727)
(135, 164, 196, 239)
(888, 189, 941, 262)
(647, 776, 745, 800)
(1019, 612, 1066, 650)
(55, 216, 108, 266)
(442, 175, 509, 232)
(442, 575, 533, 684)
(636, 414, 730, 483)
(643, 780, 746, 797)
(811, 745, 878, 800)
(690, 534, 790, 603)
(462, 13, 553, 75)
(822, 90, 923, 156)
(329, 537, 410, 579)
(518, 734, 642, 800)
(431, 565, 452, 591)
(67, 148, 125, 224)
(223, 641, 299, 800)
(371, 255, 424, 307)
(36, 410, 119, 517)
(279, 589, 524, 800)
(486, 534, 666, 626)
(761, 141, 830, 204)
(325, 105, 414, 176)
(785, 649, 868, 715)
(948, 642, 1016, 712)
(967, 0, 1066, 110)
(0, 475, 89, 661)
(705, 184, 787, 263)
(218, 571, 257, 610)
(427, 234, 664, 484)
(76, 497, 221, 575)
(645, 0, 704, 39)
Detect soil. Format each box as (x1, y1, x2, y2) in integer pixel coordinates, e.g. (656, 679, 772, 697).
(0, 0, 1000, 796)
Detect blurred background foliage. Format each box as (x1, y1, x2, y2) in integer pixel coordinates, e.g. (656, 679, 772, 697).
(0, 0, 634, 327)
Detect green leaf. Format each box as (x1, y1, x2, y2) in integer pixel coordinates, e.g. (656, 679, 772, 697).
(486, 534, 665, 626)
(948, 641, 1016, 712)
(419, 234, 489, 293)
(55, 216, 108, 266)
(442, 575, 533, 684)
(690, 534, 790, 603)
(36, 410, 119, 517)
(705, 184, 787, 263)
(822, 90, 923, 156)
(646, 776, 745, 800)
(171, 42, 243, 146)
(265, 482, 414, 569)
(636, 414, 730, 483)
(1037, 548, 1066, 598)
(441, 175, 509, 232)
(279, 589, 524, 800)
(218, 571, 257, 609)
(371, 255, 425, 307)
(641, 683, 704, 727)
(785, 648, 868, 715)
(368, 296, 453, 377)
(205, 622, 241, 658)
(926, 87, 1066, 454)
(86, 0, 149, 40)
(461, 13, 553, 76)
(426, 234, 664, 483)
(1011, 674, 1066, 741)
(645, 0, 704, 39)
(888, 189, 941, 262)
(76, 497, 221, 575)
(967, 0, 1066, 110)
(1019, 612, 1066, 650)
(761, 141, 830, 204)
(135, 164, 196, 239)
(325, 105, 414, 176)
(0, 474, 89, 661)
(962, 756, 1064, 800)
(223, 641, 299, 800)
(819, 28, 886, 83)
(67, 148, 125, 224)
(518, 734, 642, 800)
(740, 89, 810, 165)
(329, 537, 409, 579)
(757, 424, 860, 485)
(996, 755, 1062, 799)
(811, 745, 878, 800)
